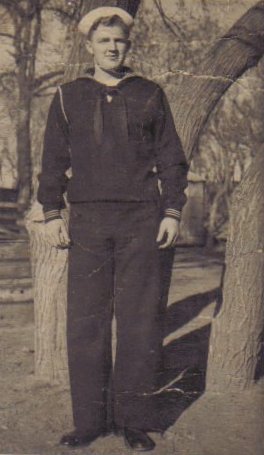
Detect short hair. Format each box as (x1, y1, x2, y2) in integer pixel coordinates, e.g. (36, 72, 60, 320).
(87, 15, 130, 40)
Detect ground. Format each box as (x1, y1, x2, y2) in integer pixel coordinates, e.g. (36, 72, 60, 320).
(0, 245, 263, 455)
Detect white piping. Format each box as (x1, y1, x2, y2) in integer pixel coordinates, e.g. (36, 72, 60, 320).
(58, 86, 69, 125)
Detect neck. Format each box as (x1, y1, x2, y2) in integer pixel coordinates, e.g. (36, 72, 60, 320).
(93, 63, 126, 86)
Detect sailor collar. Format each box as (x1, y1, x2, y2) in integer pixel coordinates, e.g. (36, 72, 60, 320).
(77, 67, 140, 89)
(76, 67, 140, 146)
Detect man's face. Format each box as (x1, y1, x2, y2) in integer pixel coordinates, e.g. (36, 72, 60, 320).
(86, 24, 130, 72)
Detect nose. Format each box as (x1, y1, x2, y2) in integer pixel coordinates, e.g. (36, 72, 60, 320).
(108, 39, 118, 52)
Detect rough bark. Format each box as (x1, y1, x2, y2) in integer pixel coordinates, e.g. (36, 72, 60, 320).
(29, 209, 69, 383)
(206, 148, 264, 391)
(172, 1, 264, 160)
(171, 203, 264, 453)
(168, 6, 264, 453)
(170, 0, 264, 401)
(170, 150, 264, 455)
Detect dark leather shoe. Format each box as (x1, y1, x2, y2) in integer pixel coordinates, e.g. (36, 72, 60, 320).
(123, 427, 155, 452)
(59, 429, 100, 447)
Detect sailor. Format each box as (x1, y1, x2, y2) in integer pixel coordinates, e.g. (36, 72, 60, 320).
(38, 6, 188, 452)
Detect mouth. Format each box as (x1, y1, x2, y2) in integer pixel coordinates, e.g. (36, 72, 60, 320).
(106, 55, 119, 60)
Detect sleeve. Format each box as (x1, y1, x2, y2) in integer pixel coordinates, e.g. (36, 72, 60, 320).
(37, 87, 71, 222)
(154, 87, 189, 220)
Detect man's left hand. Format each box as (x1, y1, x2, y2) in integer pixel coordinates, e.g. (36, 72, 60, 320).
(156, 217, 180, 249)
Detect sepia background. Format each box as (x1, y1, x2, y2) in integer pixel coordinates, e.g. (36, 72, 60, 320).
(0, 1, 263, 454)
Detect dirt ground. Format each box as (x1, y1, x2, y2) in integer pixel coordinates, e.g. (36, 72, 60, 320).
(0, 246, 263, 455)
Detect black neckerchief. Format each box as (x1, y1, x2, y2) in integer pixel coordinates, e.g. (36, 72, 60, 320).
(78, 67, 140, 146)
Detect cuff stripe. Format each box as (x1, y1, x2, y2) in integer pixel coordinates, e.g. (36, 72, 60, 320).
(165, 209, 181, 219)
(165, 209, 181, 215)
(44, 210, 61, 221)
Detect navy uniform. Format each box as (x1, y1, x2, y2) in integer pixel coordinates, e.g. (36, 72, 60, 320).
(38, 50, 188, 437)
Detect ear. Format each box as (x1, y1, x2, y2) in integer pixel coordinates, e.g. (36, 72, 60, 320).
(85, 40, 94, 56)
(126, 40, 132, 53)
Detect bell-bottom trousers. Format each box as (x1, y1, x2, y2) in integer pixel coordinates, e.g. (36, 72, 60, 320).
(67, 201, 165, 433)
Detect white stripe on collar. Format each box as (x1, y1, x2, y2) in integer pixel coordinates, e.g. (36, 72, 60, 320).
(77, 68, 141, 86)
(58, 86, 69, 125)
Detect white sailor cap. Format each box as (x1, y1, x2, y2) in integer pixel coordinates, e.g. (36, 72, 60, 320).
(78, 7, 134, 36)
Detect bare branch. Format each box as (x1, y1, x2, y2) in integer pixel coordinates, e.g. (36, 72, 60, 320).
(0, 71, 16, 80)
(33, 70, 64, 89)
(34, 89, 58, 97)
(0, 71, 17, 92)
(153, 0, 187, 42)
(39, 0, 53, 6)
(6, 49, 17, 59)
(0, 32, 15, 40)
(34, 79, 62, 96)
(45, 6, 77, 21)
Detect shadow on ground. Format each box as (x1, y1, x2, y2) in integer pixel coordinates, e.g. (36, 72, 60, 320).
(103, 248, 224, 434)
(146, 286, 222, 432)
(107, 288, 220, 433)
(136, 249, 222, 432)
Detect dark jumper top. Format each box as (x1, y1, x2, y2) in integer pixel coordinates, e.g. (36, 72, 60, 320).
(37, 70, 189, 221)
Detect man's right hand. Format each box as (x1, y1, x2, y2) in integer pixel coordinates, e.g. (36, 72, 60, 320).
(45, 218, 71, 249)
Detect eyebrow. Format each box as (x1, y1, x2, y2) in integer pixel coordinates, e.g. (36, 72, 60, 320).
(97, 37, 127, 42)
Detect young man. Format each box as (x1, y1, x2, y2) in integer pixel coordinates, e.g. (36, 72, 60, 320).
(38, 6, 188, 452)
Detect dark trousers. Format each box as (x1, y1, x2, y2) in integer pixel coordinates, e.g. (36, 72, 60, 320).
(67, 202, 165, 432)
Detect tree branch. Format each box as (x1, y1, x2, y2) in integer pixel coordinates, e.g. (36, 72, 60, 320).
(33, 70, 64, 89)
(39, 0, 52, 6)
(0, 71, 16, 80)
(153, 0, 187, 42)
(45, 6, 78, 20)
(171, 0, 264, 161)
(34, 83, 60, 96)
(0, 32, 15, 40)
(0, 0, 26, 17)
(0, 71, 17, 91)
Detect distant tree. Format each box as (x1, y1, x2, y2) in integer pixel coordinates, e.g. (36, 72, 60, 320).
(0, 0, 80, 212)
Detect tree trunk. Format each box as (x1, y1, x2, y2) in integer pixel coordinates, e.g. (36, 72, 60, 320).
(16, 86, 32, 212)
(15, 5, 42, 213)
(167, 5, 264, 452)
(27, 207, 69, 383)
(169, 150, 264, 455)
(206, 149, 264, 391)
(172, 1, 264, 393)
